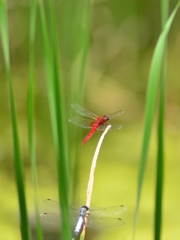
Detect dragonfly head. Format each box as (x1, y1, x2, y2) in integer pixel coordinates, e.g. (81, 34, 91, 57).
(80, 206, 89, 215)
(81, 205, 89, 210)
(103, 115, 109, 122)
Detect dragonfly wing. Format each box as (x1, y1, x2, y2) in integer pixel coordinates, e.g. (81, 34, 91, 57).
(90, 205, 127, 217)
(42, 200, 126, 230)
(41, 212, 60, 226)
(43, 198, 79, 212)
(41, 212, 78, 227)
(97, 124, 108, 131)
(43, 199, 59, 211)
(97, 123, 122, 131)
(41, 199, 60, 225)
(71, 103, 97, 119)
(87, 216, 124, 229)
(41, 199, 79, 226)
(86, 205, 126, 229)
(109, 123, 122, 130)
(108, 110, 124, 119)
(68, 116, 93, 128)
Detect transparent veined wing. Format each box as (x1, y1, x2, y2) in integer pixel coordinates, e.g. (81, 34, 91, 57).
(97, 123, 122, 131)
(108, 110, 124, 119)
(41, 199, 79, 226)
(87, 205, 126, 229)
(42, 199, 79, 216)
(87, 216, 124, 229)
(90, 205, 126, 217)
(71, 103, 97, 119)
(41, 212, 62, 226)
(68, 116, 93, 129)
(41, 199, 126, 229)
(42, 199, 60, 211)
(40, 212, 124, 229)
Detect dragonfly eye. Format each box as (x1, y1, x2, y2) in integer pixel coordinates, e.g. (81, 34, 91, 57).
(81, 206, 89, 211)
(103, 115, 109, 121)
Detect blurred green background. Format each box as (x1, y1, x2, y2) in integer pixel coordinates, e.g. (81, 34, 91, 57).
(0, 0, 180, 240)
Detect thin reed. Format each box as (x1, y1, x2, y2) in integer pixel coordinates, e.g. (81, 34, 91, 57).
(38, 0, 71, 239)
(0, 1, 31, 239)
(28, 0, 43, 239)
(154, 1, 168, 239)
(133, 2, 180, 240)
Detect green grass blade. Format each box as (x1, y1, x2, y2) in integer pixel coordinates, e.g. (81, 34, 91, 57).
(69, 0, 92, 104)
(0, 1, 31, 239)
(154, 1, 168, 240)
(133, 1, 180, 237)
(38, 0, 58, 145)
(154, 58, 165, 240)
(0, 1, 10, 71)
(38, 0, 71, 239)
(160, 0, 169, 26)
(28, 0, 43, 239)
(77, 0, 92, 100)
(69, 0, 92, 204)
(48, 1, 71, 239)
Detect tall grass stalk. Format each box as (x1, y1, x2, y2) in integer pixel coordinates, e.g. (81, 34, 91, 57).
(154, 1, 168, 240)
(68, 0, 92, 204)
(69, 0, 92, 104)
(28, 0, 43, 239)
(133, 2, 180, 239)
(38, 0, 71, 239)
(0, 1, 31, 239)
(49, 1, 71, 239)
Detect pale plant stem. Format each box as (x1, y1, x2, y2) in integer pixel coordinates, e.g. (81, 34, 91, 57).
(79, 125, 112, 240)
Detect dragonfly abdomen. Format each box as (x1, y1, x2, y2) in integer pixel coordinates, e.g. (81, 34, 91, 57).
(73, 216, 84, 238)
(73, 206, 89, 238)
(82, 125, 98, 145)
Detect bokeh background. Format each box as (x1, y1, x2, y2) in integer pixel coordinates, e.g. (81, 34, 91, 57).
(0, 0, 180, 240)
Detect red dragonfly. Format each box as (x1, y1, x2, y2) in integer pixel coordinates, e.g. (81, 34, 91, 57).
(68, 103, 124, 145)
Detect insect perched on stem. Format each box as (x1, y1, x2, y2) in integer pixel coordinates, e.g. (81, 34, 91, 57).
(41, 199, 127, 239)
(68, 103, 124, 145)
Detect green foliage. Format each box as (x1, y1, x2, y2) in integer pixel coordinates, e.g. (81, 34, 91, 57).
(134, 2, 180, 240)
(28, 0, 43, 239)
(0, 0, 180, 240)
(154, 1, 169, 239)
(0, 1, 31, 239)
(38, 0, 71, 239)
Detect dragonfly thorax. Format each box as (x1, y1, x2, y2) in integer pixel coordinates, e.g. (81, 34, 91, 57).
(94, 115, 109, 126)
(79, 206, 89, 217)
(102, 115, 109, 122)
